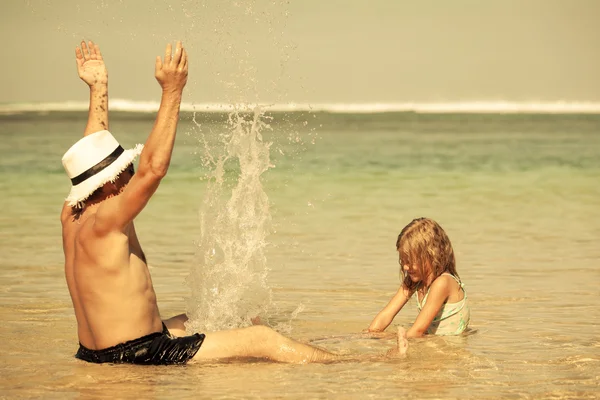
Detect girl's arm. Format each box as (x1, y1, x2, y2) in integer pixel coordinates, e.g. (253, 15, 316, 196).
(406, 275, 452, 338)
(367, 285, 411, 332)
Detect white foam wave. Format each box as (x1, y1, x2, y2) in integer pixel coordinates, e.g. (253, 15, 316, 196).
(2, 99, 600, 114)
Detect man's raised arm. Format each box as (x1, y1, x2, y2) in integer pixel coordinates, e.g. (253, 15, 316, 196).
(61, 41, 109, 217)
(94, 41, 188, 233)
(138, 41, 188, 180)
(75, 40, 109, 136)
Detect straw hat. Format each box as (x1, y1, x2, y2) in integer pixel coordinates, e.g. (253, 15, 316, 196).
(62, 130, 143, 207)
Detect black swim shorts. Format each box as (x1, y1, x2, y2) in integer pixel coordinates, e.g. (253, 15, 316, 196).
(75, 323, 205, 365)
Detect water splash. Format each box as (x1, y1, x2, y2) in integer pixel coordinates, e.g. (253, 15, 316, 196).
(185, 106, 275, 332)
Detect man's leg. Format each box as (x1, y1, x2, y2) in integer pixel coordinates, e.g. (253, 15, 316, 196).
(164, 314, 407, 363)
(193, 325, 340, 364)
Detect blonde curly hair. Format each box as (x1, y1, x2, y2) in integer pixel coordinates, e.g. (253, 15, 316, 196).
(396, 218, 458, 293)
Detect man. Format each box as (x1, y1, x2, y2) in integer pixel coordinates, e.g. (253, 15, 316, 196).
(61, 40, 345, 365)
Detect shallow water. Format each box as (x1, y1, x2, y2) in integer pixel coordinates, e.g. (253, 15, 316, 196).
(0, 112, 599, 399)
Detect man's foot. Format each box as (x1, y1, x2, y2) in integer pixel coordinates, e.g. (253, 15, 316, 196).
(396, 327, 408, 356)
(386, 327, 408, 358)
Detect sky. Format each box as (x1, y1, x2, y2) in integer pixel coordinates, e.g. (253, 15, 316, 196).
(1, 0, 599, 105)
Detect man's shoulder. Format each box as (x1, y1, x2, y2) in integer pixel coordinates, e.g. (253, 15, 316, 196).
(77, 214, 129, 243)
(60, 203, 72, 225)
(61, 211, 88, 238)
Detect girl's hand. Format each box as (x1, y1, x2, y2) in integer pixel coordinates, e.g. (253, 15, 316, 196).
(367, 285, 411, 333)
(75, 41, 108, 87)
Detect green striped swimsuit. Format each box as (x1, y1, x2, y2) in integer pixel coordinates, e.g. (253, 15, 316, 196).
(416, 273, 471, 335)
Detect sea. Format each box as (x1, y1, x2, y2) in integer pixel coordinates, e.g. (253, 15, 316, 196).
(0, 101, 599, 399)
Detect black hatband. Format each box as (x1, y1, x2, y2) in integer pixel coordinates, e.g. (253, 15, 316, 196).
(71, 146, 125, 185)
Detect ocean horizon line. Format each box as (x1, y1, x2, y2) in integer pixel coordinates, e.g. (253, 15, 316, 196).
(2, 99, 600, 115)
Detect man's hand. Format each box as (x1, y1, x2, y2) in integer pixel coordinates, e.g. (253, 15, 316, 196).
(155, 41, 188, 93)
(75, 41, 108, 87)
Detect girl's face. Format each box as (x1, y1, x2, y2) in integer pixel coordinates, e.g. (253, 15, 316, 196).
(399, 251, 423, 283)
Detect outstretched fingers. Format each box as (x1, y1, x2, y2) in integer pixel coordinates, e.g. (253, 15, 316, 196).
(179, 48, 188, 71)
(159, 41, 185, 69)
(155, 55, 163, 75)
(93, 42, 103, 60)
(88, 41, 97, 60)
(75, 46, 84, 67)
(81, 40, 90, 60)
(155, 40, 188, 91)
(164, 43, 173, 65)
(172, 41, 183, 66)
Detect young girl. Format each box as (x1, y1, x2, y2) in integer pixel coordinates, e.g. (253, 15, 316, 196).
(367, 218, 470, 337)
